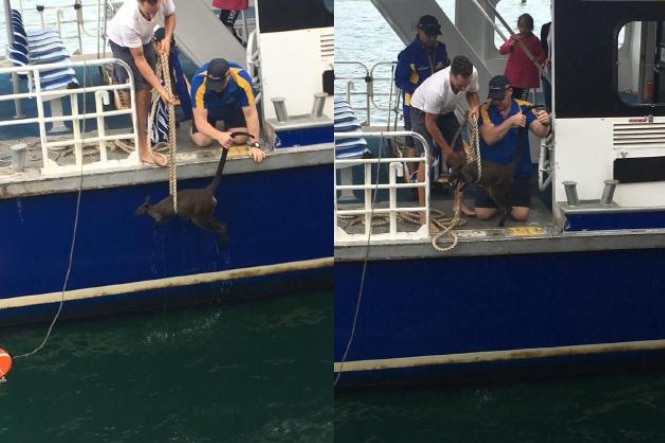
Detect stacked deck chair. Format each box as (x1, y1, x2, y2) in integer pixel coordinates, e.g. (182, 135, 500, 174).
(7, 9, 79, 131)
(334, 97, 369, 201)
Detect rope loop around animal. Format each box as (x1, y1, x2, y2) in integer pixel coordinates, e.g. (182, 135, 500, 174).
(430, 114, 482, 252)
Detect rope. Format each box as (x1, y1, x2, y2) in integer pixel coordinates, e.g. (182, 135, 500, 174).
(160, 52, 178, 213)
(13, 60, 93, 360)
(334, 136, 387, 387)
(148, 50, 178, 213)
(430, 115, 482, 251)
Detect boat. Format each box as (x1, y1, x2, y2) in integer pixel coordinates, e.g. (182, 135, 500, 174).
(0, 0, 334, 327)
(334, 0, 665, 388)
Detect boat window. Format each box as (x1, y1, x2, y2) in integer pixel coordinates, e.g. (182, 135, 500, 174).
(617, 21, 665, 106)
(258, 0, 333, 33)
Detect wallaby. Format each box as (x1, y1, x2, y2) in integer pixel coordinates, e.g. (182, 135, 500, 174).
(136, 143, 235, 247)
(479, 160, 514, 227)
(454, 160, 513, 226)
(453, 123, 529, 227)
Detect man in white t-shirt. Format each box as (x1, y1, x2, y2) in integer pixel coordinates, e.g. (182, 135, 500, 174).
(410, 55, 480, 228)
(107, 0, 177, 167)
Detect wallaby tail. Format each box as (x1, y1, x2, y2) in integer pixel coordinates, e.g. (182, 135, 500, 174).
(207, 131, 256, 190)
(207, 148, 229, 191)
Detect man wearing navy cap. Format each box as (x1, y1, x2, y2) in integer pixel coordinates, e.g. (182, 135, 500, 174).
(189, 58, 265, 162)
(395, 14, 450, 180)
(475, 75, 551, 220)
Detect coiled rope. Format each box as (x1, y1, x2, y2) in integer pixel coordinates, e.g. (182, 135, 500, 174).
(431, 116, 482, 252)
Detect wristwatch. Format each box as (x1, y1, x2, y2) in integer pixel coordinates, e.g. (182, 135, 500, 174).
(249, 141, 261, 149)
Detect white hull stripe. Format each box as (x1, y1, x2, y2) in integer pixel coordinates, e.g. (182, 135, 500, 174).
(0, 257, 333, 310)
(333, 338, 665, 373)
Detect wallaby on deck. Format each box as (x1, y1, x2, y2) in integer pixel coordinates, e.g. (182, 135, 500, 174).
(478, 160, 514, 227)
(453, 125, 527, 227)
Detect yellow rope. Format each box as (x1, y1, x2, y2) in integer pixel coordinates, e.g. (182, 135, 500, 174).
(156, 51, 178, 213)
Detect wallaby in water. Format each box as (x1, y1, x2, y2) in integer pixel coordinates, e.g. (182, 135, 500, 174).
(136, 147, 231, 246)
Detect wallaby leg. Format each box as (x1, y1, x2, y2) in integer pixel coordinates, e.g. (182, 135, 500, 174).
(192, 216, 229, 247)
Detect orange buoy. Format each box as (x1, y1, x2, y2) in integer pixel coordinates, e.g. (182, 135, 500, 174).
(0, 348, 13, 378)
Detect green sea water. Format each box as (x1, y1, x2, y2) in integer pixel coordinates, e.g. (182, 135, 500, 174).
(0, 292, 333, 442)
(335, 372, 665, 442)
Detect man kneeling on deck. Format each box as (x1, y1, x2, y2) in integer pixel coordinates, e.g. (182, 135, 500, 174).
(189, 58, 265, 162)
(475, 75, 551, 221)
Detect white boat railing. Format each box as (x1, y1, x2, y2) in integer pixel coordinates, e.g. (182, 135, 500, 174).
(334, 61, 401, 127)
(335, 130, 431, 245)
(0, 57, 140, 175)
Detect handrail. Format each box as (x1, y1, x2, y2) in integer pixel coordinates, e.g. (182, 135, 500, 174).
(0, 57, 140, 175)
(335, 130, 432, 244)
(334, 61, 398, 127)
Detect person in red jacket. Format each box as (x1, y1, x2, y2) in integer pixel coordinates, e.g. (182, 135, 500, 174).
(498, 14, 546, 101)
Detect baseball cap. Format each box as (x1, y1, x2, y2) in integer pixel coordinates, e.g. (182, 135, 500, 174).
(417, 15, 442, 36)
(488, 75, 511, 100)
(206, 58, 230, 93)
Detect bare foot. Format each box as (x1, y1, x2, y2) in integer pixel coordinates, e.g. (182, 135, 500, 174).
(141, 151, 168, 167)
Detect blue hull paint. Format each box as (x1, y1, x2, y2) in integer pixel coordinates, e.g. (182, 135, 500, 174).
(277, 126, 332, 148)
(1, 163, 332, 325)
(564, 210, 665, 231)
(334, 248, 665, 385)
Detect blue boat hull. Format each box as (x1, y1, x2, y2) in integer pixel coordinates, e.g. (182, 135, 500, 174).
(1, 163, 332, 325)
(334, 247, 665, 387)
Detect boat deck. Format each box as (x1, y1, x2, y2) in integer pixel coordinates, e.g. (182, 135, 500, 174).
(336, 177, 556, 238)
(0, 122, 255, 181)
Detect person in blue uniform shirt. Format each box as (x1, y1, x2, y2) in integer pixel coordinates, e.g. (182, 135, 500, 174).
(189, 58, 265, 162)
(475, 75, 551, 221)
(394, 14, 450, 179)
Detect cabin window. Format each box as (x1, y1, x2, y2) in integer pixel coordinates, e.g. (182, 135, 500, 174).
(258, 0, 333, 33)
(617, 21, 665, 106)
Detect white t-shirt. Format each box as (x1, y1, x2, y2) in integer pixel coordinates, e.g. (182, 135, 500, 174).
(410, 66, 479, 115)
(106, 0, 176, 48)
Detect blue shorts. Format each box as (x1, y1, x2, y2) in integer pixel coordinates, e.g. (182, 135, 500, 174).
(191, 107, 247, 134)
